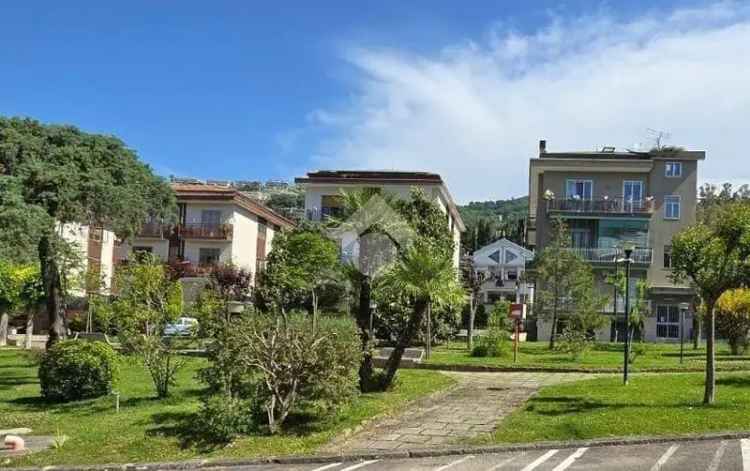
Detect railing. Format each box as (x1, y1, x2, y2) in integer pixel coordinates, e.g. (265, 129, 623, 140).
(137, 222, 169, 238)
(178, 223, 233, 240)
(547, 197, 654, 214)
(565, 247, 653, 265)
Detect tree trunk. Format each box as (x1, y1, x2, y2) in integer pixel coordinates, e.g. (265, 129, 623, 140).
(381, 297, 428, 390)
(311, 289, 318, 334)
(0, 312, 8, 347)
(357, 275, 374, 390)
(467, 297, 476, 351)
(39, 235, 66, 349)
(704, 298, 717, 405)
(425, 301, 432, 359)
(24, 311, 34, 349)
(693, 313, 701, 350)
(549, 300, 558, 350)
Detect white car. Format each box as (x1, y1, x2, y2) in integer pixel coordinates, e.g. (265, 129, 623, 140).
(164, 317, 198, 336)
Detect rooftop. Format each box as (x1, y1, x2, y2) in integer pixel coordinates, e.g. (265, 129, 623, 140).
(536, 140, 705, 161)
(295, 170, 444, 184)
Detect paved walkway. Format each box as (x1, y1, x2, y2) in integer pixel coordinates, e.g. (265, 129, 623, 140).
(330, 372, 595, 452)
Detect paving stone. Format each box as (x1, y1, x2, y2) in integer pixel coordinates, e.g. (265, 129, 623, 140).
(329, 371, 597, 452)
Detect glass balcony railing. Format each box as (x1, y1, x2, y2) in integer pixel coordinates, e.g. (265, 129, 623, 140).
(178, 223, 233, 240)
(547, 197, 654, 215)
(564, 247, 653, 265)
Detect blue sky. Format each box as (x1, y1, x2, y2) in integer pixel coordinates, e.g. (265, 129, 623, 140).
(1, 1, 747, 202)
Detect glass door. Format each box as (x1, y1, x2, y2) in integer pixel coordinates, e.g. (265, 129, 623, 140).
(623, 181, 643, 212)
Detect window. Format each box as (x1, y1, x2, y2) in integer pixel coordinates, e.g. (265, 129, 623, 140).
(623, 181, 644, 211)
(656, 305, 681, 339)
(504, 250, 518, 264)
(506, 269, 518, 281)
(663, 245, 672, 268)
(664, 196, 681, 220)
(199, 248, 221, 265)
(133, 246, 153, 254)
(665, 162, 682, 177)
(566, 179, 593, 200)
(201, 210, 221, 225)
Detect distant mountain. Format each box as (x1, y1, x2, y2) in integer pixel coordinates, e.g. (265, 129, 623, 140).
(458, 196, 529, 253)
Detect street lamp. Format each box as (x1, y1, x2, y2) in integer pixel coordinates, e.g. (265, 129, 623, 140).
(617, 242, 635, 385)
(679, 302, 690, 364)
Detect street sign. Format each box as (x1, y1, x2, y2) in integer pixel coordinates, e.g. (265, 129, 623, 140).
(508, 303, 524, 319)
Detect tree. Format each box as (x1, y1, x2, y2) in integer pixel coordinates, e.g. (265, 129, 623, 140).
(282, 230, 341, 331)
(379, 242, 464, 388)
(17, 266, 44, 349)
(461, 255, 487, 350)
(0, 261, 20, 346)
(533, 219, 593, 349)
(671, 201, 750, 404)
(0, 117, 175, 347)
(111, 254, 184, 398)
(716, 289, 750, 355)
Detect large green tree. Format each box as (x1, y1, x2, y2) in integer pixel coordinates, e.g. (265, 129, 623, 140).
(671, 201, 750, 404)
(0, 117, 175, 346)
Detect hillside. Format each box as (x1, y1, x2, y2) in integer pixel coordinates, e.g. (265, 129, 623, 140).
(458, 196, 529, 252)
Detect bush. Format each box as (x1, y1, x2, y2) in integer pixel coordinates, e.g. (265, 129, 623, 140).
(629, 342, 648, 364)
(471, 344, 489, 357)
(39, 340, 119, 402)
(194, 395, 252, 443)
(556, 328, 592, 361)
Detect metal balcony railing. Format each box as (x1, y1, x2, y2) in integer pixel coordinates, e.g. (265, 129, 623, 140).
(547, 197, 654, 215)
(179, 223, 233, 240)
(565, 247, 653, 265)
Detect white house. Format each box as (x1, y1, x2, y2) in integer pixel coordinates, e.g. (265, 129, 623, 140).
(471, 238, 534, 306)
(295, 170, 465, 268)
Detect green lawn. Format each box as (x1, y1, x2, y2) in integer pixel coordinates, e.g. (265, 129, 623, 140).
(427, 341, 750, 372)
(0, 348, 454, 467)
(480, 372, 750, 444)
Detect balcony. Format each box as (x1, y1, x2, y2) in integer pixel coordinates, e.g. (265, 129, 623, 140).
(136, 222, 169, 239)
(178, 223, 233, 240)
(565, 247, 653, 265)
(547, 198, 654, 216)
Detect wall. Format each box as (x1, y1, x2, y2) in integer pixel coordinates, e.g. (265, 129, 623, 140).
(230, 206, 259, 275)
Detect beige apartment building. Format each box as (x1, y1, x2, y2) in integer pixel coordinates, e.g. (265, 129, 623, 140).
(295, 170, 465, 268)
(126, 182, 295, 282)
(528, 140, 705, 342)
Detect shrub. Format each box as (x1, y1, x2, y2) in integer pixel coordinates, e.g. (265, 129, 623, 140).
(39, 340, 119, 402)
(629, 342, 648, 364)
(472, 301, 511, 357)
(471, 344, 489, 357)
(236, 313, 361, 433)
(194, 395, 252, 443)
(556, 328, 591, 361)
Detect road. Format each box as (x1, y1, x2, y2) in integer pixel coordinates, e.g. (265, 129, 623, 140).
(225, 438, 750, 471)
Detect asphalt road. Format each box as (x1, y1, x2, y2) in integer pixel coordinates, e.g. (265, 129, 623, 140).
(226, 439, 750, 471)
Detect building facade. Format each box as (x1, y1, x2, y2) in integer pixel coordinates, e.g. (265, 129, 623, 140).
(471, 238, 534, 307)
(295, 170, 465, 268)
(126, 183, 295, 282)
(528, 140, 705, 342)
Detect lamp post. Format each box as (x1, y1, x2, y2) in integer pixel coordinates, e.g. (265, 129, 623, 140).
(619, 242, 635, 385)
(679, 302, 690, 364)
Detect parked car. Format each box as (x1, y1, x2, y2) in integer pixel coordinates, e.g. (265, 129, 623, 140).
(164, 317, 198, 336)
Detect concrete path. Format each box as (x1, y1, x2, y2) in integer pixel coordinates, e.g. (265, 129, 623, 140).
(329, 372, 594, 452)
(229, 438, 750, 470)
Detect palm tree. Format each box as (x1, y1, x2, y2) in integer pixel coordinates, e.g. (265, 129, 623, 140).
(379, 242, 464, 389)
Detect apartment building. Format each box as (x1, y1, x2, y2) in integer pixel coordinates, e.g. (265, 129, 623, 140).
(471, 238, 534, 306)
(294, 170, 465, 268)
(528, 140, 705, 342)
(58, 223, 117, 294)
(126, 183, 295, 280)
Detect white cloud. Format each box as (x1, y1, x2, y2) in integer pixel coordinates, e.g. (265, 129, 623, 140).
(310, 1, 750, 203)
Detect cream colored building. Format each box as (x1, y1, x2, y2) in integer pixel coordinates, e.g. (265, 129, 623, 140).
(295, 170, 465, 268)
(126, 183, 295, 282)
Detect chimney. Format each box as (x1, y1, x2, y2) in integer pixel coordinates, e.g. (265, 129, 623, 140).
(539, 139, 547, 154)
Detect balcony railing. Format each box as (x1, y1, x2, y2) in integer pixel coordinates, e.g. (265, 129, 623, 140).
(136, 222, 169, 239)
(565, 247, 653, 265)
(547, 198, 654, 215)
(179, 223, 233, 240)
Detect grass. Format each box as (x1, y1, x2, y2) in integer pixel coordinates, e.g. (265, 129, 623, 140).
(427, 340, 750, 372)
(0, 347, 454, 468)
(479, 372, 750, 444)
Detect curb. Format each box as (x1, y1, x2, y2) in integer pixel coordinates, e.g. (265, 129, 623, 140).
(415, 362, 750, 374)
(11, 431, 750, 471)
